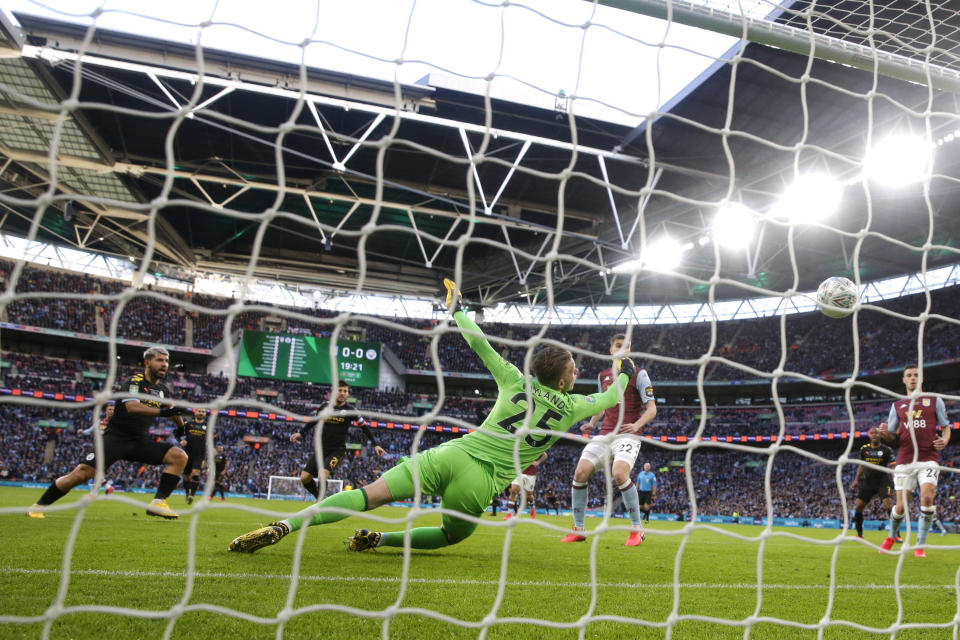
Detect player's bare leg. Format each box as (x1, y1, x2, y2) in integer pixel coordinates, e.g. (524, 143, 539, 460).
(184, 469, 201, 504)
(526, 490, 536, 518)
(852, 497, 867, 538)
(301, 468, 330, 500)
(28, 463, 96, 517)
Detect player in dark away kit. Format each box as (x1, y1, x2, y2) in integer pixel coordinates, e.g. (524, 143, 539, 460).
(208, 444, 228, 501)
(176, 407, 209, 504)
(289, 380, 385, 499)
(851, 426, 895, 538)
(28, 347, 190, 519)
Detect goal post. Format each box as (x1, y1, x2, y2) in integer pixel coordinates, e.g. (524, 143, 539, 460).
(267, 475, 344, 501)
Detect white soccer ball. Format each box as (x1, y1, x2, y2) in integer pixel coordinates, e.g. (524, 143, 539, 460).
(816, 276, 859, 318)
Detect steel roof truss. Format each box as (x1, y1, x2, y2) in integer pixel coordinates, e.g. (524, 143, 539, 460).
(301, 193, 328, 243)
(147, 72, 181, 110)
(427, 217, 459, 268)
(339, 113, 386, 169)
(406, 208, 431, 267)
(306, 100, 341, 170)
(625, 166, 663, 250)
(488, 140, 531, 215)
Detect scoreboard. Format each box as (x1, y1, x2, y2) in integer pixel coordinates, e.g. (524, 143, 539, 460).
(236, 330, 380, 388)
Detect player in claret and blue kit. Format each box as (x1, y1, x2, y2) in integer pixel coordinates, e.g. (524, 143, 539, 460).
(561, 332, 657, 546)
(229, 279, 637, 553)
(878, 365, 951, 557)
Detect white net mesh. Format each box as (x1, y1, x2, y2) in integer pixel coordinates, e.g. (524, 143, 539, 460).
(267, 476, 343, 501)
(0, 1, 959, 638)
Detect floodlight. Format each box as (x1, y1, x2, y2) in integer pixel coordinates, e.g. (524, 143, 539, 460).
(712, 203, 757, 250)
(611, 236, 685, 274)
(863, 135, 933, 186)
(643, 236, 684, 272)
(769, 174, 842, 223)
(612, 259, 641, 274)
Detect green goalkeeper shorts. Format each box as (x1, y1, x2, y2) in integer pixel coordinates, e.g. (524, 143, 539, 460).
(380, 443, 498, 542)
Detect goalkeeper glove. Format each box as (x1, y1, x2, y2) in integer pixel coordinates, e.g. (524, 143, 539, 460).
(159, 406, 190, 418)
(615, 356, 636, 380)
(443, 278, 462, 313)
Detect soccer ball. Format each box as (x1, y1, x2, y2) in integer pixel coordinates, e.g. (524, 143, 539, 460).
(816, 277, 859, 318)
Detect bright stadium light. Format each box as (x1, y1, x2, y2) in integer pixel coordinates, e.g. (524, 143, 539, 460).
(612, 236, 686, 274)
(769, 174, 842, 223)
(712, 203, 757, 250)
(863, 135, 933, 186)
(644, 236, 684, 272)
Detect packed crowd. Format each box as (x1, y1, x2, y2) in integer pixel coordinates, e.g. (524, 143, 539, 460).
(2, 260, 958, 383)
(5, 350, 956, 440)
(2, 348, 958, 523)
(9, 414, 958, 526)
(1, 259, 958, 523)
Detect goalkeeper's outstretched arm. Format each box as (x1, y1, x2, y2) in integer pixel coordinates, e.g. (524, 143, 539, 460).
(444, 278, 519, 386)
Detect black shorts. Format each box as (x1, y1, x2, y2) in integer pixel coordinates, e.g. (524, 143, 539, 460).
(303, 448, 347, 478)
(81, 431, 174, 470)
(184, 444, 207, 474)
(638, 490, 653, 505)
(857, 480, 893, 503)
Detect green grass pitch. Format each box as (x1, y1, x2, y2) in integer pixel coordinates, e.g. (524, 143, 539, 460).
(1, 486, 957, 639)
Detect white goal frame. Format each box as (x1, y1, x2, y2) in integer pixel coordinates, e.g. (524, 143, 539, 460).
(266, 475, 344, 501)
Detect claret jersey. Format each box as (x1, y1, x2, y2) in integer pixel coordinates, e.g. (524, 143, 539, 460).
(595, 367, 654, 435)
(887, 395, 949, 464)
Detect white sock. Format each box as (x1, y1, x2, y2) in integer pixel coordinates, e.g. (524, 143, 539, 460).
(571, 481, 588, 530)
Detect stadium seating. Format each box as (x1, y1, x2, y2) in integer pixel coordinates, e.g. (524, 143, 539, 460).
(0, 258, 957, 523)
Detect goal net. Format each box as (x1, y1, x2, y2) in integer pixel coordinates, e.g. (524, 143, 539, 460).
(267, 476, 343, 501)
(0, 0, 958, 639)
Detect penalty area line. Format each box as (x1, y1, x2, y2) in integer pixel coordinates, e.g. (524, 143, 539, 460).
(1, 567, 951, 590)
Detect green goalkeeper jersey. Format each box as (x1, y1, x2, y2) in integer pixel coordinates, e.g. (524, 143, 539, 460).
(441, 310, 630, 489)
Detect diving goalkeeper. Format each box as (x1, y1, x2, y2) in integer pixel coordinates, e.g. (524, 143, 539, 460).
(229, 279, 636, 553)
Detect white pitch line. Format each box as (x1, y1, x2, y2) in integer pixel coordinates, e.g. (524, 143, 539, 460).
(2, 567, 952, 591)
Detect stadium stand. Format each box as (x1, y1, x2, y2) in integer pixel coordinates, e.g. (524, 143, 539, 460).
(0, 260, 957, 524)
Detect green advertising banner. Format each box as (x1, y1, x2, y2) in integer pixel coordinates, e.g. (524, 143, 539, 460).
(237, 331, 380, 388)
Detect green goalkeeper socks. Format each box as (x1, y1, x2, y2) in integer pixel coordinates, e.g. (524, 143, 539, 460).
(283, 489, 368, 532)
(381, 527, 450, 549)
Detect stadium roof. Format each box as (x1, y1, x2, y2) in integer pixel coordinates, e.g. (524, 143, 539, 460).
(0, 2, 958, 311)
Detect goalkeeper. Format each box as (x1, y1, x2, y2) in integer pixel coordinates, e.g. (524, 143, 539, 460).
(229, 279, 636, 553)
